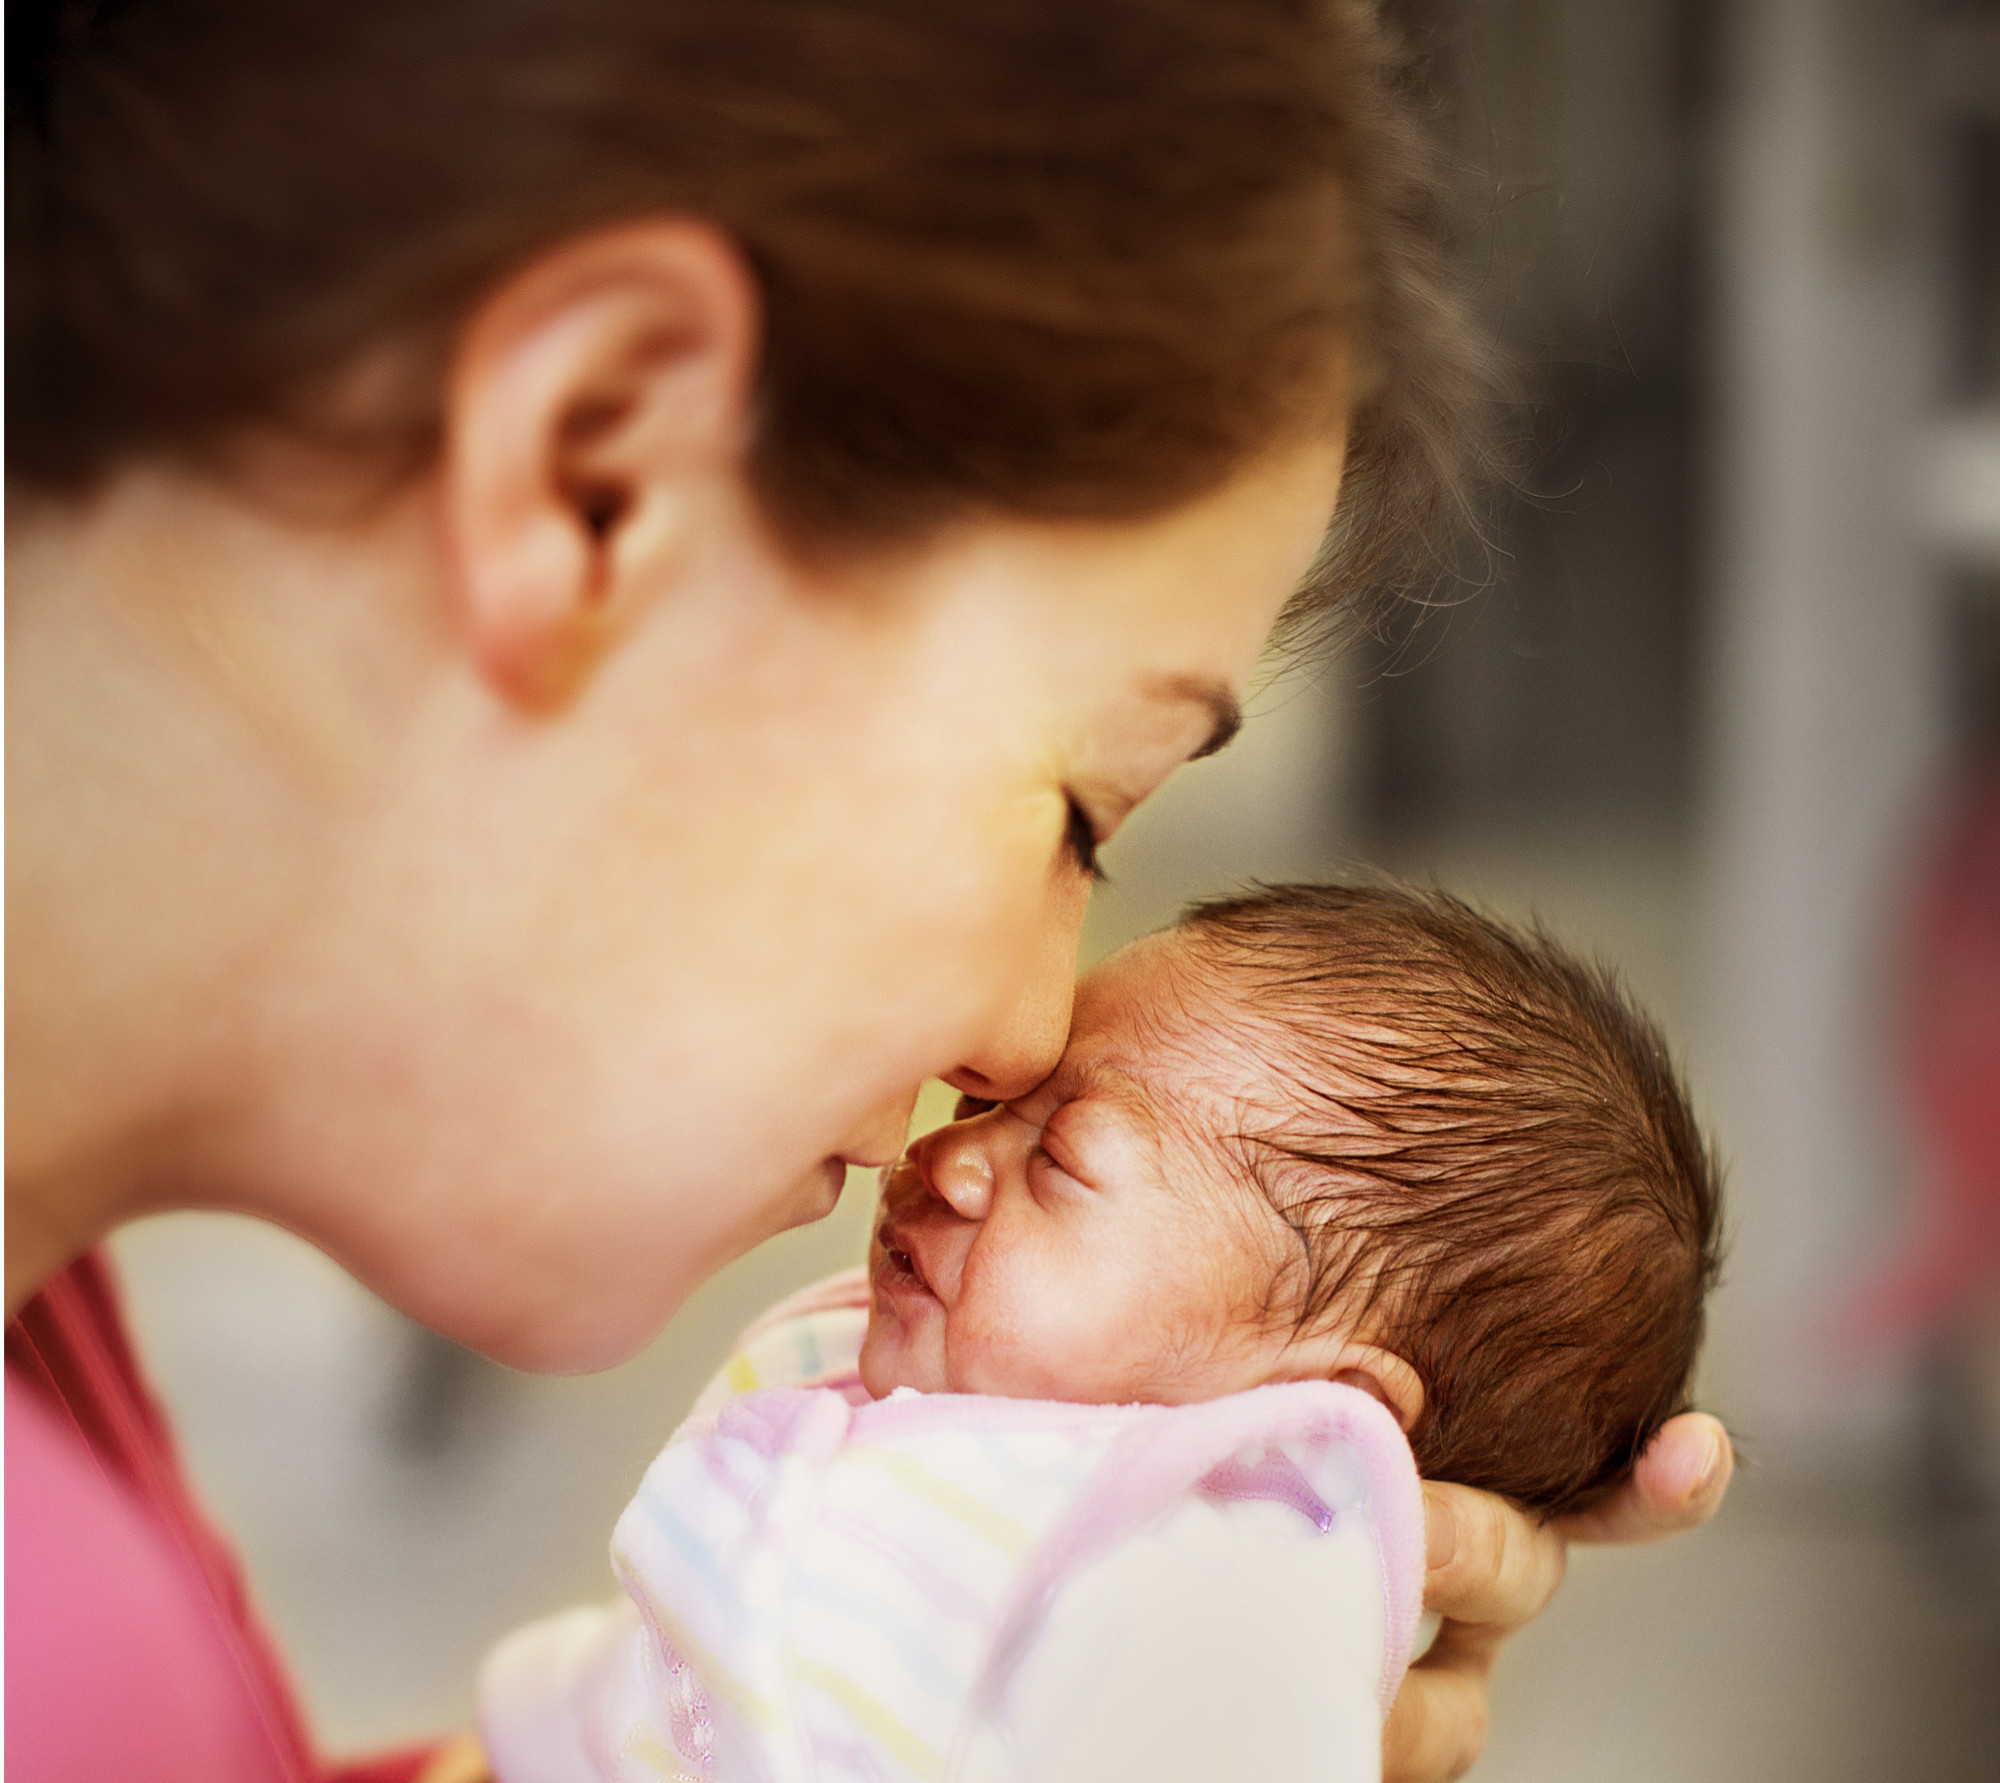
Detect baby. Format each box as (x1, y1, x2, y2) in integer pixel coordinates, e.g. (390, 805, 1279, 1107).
(481, 882, 1721, 1783)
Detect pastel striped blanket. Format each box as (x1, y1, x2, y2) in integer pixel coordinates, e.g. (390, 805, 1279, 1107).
(480, 1272, 1425, 1783)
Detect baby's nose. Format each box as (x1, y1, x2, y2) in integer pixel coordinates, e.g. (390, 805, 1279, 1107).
(925, 1138, 994, 1221)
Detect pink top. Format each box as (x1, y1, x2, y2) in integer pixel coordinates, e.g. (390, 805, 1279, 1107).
(5, 1252, 437, 1783)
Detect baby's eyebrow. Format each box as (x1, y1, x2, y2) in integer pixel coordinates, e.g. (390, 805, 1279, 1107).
(1036, 1054, 1157, 1129)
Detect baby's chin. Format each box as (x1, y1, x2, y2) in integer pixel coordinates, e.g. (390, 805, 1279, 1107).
(857, 1306, 941, 1398)
(859, 1291, 1067, 1400)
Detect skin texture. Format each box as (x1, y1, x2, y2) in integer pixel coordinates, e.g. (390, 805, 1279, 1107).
(4, 217, 1733, 1783)
(859, 931, 1422, 1420)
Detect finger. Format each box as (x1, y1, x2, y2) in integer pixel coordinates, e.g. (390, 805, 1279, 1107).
(1382, 1658, 1489, 1783)
(1421, 1478, 1567, 1632)
(1556, 1411, 1732, 1545)
(1416, 1605, 1517, 1674)
(412, 1732, 493, 1783)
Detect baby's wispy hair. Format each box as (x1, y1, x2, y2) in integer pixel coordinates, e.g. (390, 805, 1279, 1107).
(1180, 880, 1723, 1516)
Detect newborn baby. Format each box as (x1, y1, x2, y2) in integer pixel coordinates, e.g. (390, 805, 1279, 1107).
(481, 882, 1721, 1783)
(866, 879, 1722, 1511)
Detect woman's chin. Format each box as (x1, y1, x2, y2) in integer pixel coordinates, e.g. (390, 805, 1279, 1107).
(370, 1244, 707, 1377)
(779, 1157, 849, 1231)
(450, 1289, 677, 1376)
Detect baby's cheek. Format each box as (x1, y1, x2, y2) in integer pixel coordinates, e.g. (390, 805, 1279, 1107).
(946, 1262, 1061, 1397)
(953, 1268, 1118, 1401)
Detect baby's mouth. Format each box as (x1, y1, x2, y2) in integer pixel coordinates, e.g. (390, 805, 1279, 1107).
(878, 1227, 935, 1297)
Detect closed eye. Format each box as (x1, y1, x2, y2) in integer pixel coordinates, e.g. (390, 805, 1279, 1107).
(1027, 1142, 1069, 1189)
(1028, 1129, 1090, 1193)
(1064, 793, 1108, 884)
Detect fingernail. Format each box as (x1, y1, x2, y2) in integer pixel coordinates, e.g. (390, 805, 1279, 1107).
(1426, 1496, 1458, 1570)
(1691, 1430, 1724, 1499)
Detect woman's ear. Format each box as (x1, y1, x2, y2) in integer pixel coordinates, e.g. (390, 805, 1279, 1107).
(441, 219, 761, 709)
(1267, 1335, 1425, 1434)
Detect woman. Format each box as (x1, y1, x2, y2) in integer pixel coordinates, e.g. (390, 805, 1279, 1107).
(6, 2, 1730, 1779)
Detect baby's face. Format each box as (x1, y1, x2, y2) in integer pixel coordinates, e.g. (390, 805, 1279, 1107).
(859, 930, 1302, 1404)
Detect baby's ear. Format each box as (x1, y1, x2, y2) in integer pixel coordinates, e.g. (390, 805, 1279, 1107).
(1268, 1336, 1424, 1434)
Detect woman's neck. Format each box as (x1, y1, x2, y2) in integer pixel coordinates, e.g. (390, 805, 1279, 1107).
(4, 467, 440, 1315)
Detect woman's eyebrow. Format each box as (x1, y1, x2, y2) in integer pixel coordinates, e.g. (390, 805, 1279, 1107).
(1144, 674, 1243, 760)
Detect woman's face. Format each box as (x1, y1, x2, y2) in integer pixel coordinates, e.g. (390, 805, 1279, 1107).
(260, 440, 1344, 1369)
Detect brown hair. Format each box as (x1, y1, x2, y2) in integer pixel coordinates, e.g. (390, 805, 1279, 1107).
(1182, 881, 1723, 1516)
(7, 0, 1480, 630)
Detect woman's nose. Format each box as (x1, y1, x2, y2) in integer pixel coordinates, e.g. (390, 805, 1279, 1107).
(834, 1084, 922, 1168)
(911, 1124, 996, 1221)
(943, 868, 1089, 1103)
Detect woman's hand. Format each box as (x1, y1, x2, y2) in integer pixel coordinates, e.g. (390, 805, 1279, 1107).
(411, 1733, 492, 1783)
(1383, 1412, 1733, 1782)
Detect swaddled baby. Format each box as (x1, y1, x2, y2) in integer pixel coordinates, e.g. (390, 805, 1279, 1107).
(481, 882, 1722, 1783)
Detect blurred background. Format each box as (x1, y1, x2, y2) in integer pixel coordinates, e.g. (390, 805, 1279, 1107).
(105, 0, 2000, 1774)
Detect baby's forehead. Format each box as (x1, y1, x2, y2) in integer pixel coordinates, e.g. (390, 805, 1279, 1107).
(1072, 930, 1228, 1045)
(1067, 928, 1395, 1142)
(1062, 938, 1323, 1288)
(1065, 932, 1278, 1115)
